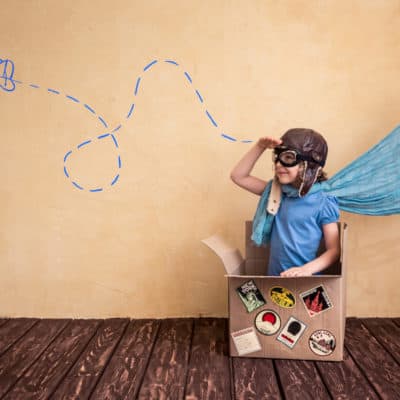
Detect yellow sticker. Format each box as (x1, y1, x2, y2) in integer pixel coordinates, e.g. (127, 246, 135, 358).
(270, 286, 296, 308)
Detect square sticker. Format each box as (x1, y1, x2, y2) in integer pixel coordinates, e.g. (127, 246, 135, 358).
(300, 285, 333, 317)
(277, 316, 307, 349)
(236, 280, 266, 313)
(231, 327, 262, 356)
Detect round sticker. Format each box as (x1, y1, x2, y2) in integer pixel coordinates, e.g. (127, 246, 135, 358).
(270, 286, 296, 308)
(255, 310, 281, 335)
(309, 330, 336, 356)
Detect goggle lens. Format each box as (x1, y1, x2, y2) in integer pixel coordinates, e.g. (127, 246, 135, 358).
(273, 149, 300, 167)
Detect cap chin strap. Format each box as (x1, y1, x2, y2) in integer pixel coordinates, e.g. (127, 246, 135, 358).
(267, 177, 282, 215)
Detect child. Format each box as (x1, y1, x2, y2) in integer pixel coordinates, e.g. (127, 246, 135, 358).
(230, 128, 340, 277)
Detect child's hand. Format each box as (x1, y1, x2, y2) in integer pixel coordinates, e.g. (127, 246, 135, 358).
(280, 266, 312, 277)
(257, 137, 282, 150)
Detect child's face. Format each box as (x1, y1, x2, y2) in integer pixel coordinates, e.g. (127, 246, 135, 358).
(274, 161, 302, 186)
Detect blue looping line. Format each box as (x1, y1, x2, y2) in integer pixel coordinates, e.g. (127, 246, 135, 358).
(112, 124, 122, 133)
(205, 110, 218, 127)
(63, 150, 72, 162)
(164, 60, 179, 66)
(72, 181, 84, 190)
(98, 116, 108, 128)
(47, 88, 60, 95)
(134, 77, 141, 96)
(195, 90, 203, 103)
(77, 140, 92, 149)
(126, 103, 135, 119)
(221, 133, 236, 142)
(111, 174, 120, 186)
(97, 133, 110, 140)
(184, 71, 192, 84)
(66, 95, 80, 103)
(64, 166, 69, 178)
(144, 60, 158, 71)
(84, 104, 96, 114)
(111, 134, 119, 148)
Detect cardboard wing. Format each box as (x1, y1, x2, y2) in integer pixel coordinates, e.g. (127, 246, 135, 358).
(202, 234, 245, 275)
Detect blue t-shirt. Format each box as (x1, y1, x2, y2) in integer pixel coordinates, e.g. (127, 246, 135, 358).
(268, 190, 339, 276)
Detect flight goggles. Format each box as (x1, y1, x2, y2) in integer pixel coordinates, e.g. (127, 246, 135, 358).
(273, 146, 325, 168)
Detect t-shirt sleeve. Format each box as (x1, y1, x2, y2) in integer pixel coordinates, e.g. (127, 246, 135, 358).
(318, 195, 340, 225)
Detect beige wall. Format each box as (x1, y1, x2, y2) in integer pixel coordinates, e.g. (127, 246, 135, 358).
(1, 0, 399, 318)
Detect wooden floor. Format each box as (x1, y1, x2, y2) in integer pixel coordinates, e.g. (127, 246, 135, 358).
(0, 318, 399, 399)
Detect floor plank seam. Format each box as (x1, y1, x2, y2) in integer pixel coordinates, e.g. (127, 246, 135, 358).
(1, 319, 70, 400)
(272, 359, 286, 400)
(88, 319, 131, 400)
(46, 319, 104, 399)
(343, 342, 382, 400)
(313, 361, 335, 400)
(134, 319, 162, 399)
(182, 318, 195, 400)
(361, 320, 400, 368)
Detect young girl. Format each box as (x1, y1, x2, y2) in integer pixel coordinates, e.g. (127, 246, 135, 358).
(231, 128, 340, 277)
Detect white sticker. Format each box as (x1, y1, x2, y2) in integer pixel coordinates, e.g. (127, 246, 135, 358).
(231, 327, 262, 356)
(277, 316, 307, 349)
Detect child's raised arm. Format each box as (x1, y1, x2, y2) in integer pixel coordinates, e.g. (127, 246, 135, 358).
(230, 137, 282, 195)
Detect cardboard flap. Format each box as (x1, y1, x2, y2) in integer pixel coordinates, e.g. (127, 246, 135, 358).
(202, 234, 244, 275)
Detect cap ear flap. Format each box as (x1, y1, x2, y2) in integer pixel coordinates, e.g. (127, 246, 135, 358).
(299, 164, 321, 197)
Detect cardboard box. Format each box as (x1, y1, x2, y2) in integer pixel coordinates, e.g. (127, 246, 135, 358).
(202, 221, 348, 361)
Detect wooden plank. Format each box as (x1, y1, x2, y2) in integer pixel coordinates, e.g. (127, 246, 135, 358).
(391, 318, 400, 328)
(51, 318, 129, 400)
(232, 357, 281, 400)
(137, 318, 193, 399)
(0, 319, 9, 329)
(185, 318, 231, 400)
(315, 347, 379, 400)
(0, 318, 39, 356)
(274, 359, 330, 400)
(3, 319, 101, 400)
(362, 318, 400, 365)
(91, 319, 160, 399)
(0, 319, 68, 398)
(345, 318, 400, 400)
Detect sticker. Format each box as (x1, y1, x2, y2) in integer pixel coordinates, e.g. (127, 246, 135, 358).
(309, 330, 336, 356)
(255, 310, 281, 335)
(231, 327, 262, 356)
(300, 285, 333, 317)
(277, 317, 307, 349)
(236, 280, 266, 313)
(270, 286, 296, 308)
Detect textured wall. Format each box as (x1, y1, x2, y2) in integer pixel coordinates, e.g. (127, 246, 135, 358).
(1, 0, 399, 317)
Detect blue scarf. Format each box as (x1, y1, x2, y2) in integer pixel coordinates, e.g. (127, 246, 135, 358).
(252, 124, 400, 246)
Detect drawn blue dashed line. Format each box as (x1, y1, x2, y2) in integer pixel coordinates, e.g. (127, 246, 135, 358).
(90, 188, 103, 192)
(195, 90, 203, 103)
(64, 166, 69, 178)
(184, 71, 192, 84)
(77, 140, 92, 149)
(47, 88, 60, 95)
(98, 116, 108, 128)
(112, 124, 122, 133)
(13, 80, 22, 84)
(134, 77, 141, 96)
(144, 60, 158, 71)
(241, 139, 253, 143)
(205, 110, 218, 127)
(64, 150, 72, 162)
(126, 103, 135, 119)
(97, 133, 110, 140)
(29, 84, 40, 89)
(221, 133, 236, 142)
(118, 156, 122, 168)
(111, 174, 120, 186)
(111, 134, 119, 148)
(66, 95, 80, 103)
(84, 104, 96, 114)
(72, 181, 83, 190)
(164, 60, 179, 66)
